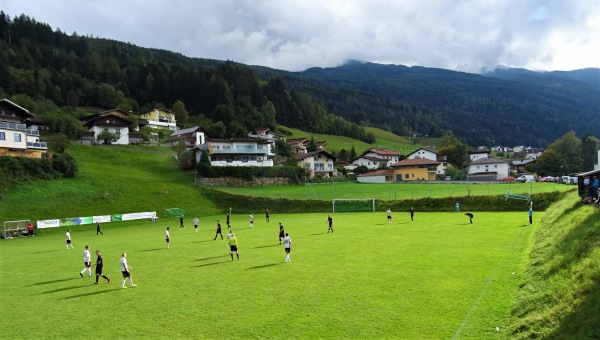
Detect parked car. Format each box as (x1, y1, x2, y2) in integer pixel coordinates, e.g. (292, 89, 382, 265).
(516, 174, 535, 182)
(560, 176, 578, 185)
(500, 176, 515, 181)
(539, 176, 556, 182)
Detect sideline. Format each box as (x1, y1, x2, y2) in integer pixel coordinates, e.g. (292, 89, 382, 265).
(451, 223, 530, 339)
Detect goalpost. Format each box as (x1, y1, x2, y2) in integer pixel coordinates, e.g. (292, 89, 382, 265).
(3, 220, 30, 239)
(165, 208, 185, 218)
(332, 198, 376, 213)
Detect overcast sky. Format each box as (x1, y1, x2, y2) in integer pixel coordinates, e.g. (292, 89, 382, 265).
(2, 0, 599, 73)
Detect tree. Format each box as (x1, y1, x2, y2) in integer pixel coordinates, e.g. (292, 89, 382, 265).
(337, 148, 348, 162)
(546, 131, 582, 174)
(534, 149, 567, 177)
(274, 138, 292, 157)
(307, 136, 317, 152)
(350, 146, 357, 161)
(581, 133, 600, 171)
(171, 100, 189, 126)
(96, 130, 121, 145)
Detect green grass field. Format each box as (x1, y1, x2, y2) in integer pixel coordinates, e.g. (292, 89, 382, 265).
(208, 181, 573, 201)
(0, 211, 533, 338)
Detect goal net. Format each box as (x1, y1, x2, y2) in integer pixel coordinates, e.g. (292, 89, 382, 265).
(3, 220, 30, 239)
(165, 208, 185, 218)
(332, 199, 376, 213)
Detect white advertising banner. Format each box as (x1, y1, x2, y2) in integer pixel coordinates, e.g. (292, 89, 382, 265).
(121, 211, 156, 221)
(93, 215, 111, 223)
(37, 219, 60, 229)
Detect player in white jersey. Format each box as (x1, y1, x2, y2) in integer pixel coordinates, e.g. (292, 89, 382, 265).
(283, 233, 292, 263)
(65, 229, 74, 249)
(386, 209, 392, 224)
(165, 227, 170, 249)
(249, 213, 254, 229)
(120, 253, 136, 288)
(80, 245, 92, 277)
(193, 217, 199, 233)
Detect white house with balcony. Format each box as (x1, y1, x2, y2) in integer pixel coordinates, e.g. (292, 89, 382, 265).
(295, 150, 336, 178)
(0, 98, 47, 158)
(347, 148, 402, 171)
(467, 157, 510, 181)
(203, 138, 275, 167)
(139, 108, 177, 131)
(469, 149, 490, 161)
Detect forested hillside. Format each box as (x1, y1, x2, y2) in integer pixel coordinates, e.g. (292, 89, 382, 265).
(258, 61, 600, 147)
(0, 13, 374, 143)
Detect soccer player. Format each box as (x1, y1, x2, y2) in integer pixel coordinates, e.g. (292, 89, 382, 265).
(528, 206, 533, 225)
(465, 213, 474, 224)
(283, 233, 292, 263)
(92, 250, 110, 284)
(27, 223, 34, 236)
(228, 232, 239, 261)
(327, 215, 334, 233)
(214, 220, 223, 240)
(265, 209, 270, 223)
(278, 222, 285, 244)
(165, 227, 170, 249)
(65, 229, 74, 249)
(80, 245, 92, 277)
(193, 217, 199, 233)
(409, 207, 415, 222)
(120, 253, 136, 288)
(387, 209, 392, 224)
(249, 213, 254, 229)
(226, 212, 231, 229)
(179, 216, 185, 229)
(96, 222, 103, 235)
(455, 201, 460, 212)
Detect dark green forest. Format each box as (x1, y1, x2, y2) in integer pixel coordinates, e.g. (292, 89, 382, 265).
(0, 13, 374, 143)
(254, 61, 599, 147)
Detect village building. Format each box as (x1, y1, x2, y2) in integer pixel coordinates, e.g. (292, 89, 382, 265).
(0, 98, 47, 158)
(295, 150, 336, 178)
(139, 108, 177, 131)
(390, 158, 440, 181)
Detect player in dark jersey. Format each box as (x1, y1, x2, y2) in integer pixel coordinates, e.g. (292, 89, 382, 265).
(226, 213, 231, 229)
(278, 222, 285, 244)
(327, 214, 334, 233)
(465, 213, 474, 224)
(93, 250, 110, 284)
(214, 220, 223, 240)
(410, 208, 415, 222)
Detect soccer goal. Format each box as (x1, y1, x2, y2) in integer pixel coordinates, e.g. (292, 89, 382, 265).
(332, 198, 376, 213)
(165, 208, 185, 218)
(3, 220, 30, 239)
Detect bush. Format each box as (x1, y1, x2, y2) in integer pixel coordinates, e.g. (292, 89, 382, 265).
(197, 165, 305, 181)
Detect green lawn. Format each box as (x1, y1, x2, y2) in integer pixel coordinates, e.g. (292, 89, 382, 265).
(0, 211, 532, 338)
(207, 181, 573, 201)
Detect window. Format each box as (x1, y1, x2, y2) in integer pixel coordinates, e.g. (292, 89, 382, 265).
(494, 165, 498, 168)
(14, 133, 22, 142)
(0, 132, 4, 140)
(405, 174, 409, 179)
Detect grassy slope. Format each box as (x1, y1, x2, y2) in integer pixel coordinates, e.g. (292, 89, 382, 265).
(280, 125, 424, 155)
(511, 191, 600, 338)
(0, 144, 220, 224)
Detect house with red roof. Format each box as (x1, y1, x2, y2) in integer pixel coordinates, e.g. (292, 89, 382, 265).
(348, 148, 403, 170)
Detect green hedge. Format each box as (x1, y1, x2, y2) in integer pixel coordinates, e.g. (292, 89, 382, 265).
(0, 153, 79, 192)
(197, 165, 305, 181)
(201, 188, 566, 214)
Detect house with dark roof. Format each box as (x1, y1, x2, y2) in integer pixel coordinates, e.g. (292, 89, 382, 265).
(468, 157, 510, 181)
(295, 150, 336, 178)
(469, 149, 490, 161)
(390, 158, 440, 181)
(79, 109, 134, 145)
(165, 126, 205, 148)
(0, 98, 47, 158)
(512, 158, 537, 174)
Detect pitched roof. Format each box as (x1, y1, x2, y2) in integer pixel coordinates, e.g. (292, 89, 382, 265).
(470, 157, 509, 165)
(357, 155, 387, 162)
(390, 158, 440, 167)
(512, 159, 537, 166)
(469, 149, 490, 154)
(364, 148, 401, 156)
(0, 98, 33, 117)
(286, 138, 307, 144)
(170, 126, 203, 137)
(407, 147, 438, 157)
(81, 113, 133, 128)
(295, 150, 336, 161)
(358, 169, 394, 177)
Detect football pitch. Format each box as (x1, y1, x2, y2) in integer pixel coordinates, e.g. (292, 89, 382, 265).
(0, 211, 533, 339)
